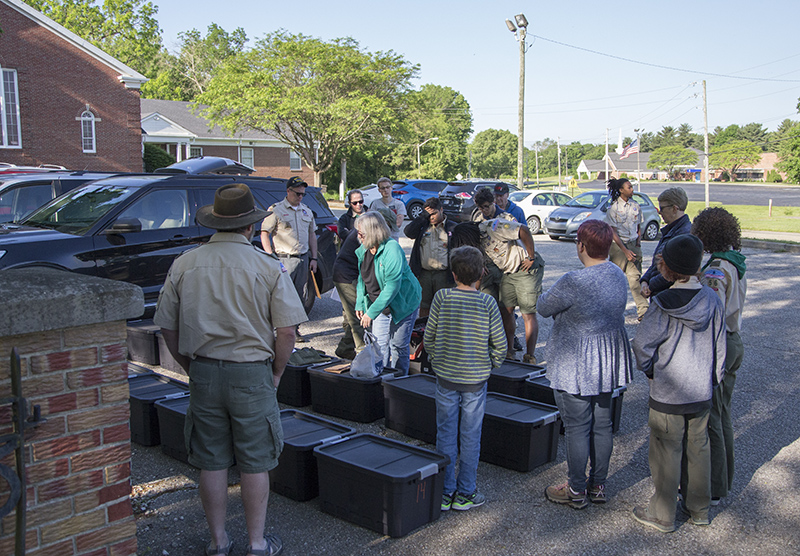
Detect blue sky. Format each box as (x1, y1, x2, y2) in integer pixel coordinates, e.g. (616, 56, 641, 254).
(155, 0, 800, 147)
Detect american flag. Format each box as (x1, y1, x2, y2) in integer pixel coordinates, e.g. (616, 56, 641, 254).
(620, 139, 639, 160)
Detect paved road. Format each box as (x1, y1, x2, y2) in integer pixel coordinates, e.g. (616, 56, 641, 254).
(133, 235, 800, 556)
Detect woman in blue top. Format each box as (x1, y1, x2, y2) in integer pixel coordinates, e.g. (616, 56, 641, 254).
(355, 211, 421, 375)
(538, 219, 634, 509)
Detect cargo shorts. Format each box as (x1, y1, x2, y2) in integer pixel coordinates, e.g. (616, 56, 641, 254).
(500, 253, 545, 314)
(185, 357, 284, 474)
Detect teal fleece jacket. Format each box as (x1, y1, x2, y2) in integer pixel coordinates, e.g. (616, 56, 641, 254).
(356, 238, 422, 323)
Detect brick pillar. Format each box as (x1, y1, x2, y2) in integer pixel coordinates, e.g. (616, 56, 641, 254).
(0, 268, 143, 556)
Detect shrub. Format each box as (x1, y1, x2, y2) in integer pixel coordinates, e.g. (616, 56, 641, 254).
(766, 170, 783, 183)
(143, 144, 176, 172)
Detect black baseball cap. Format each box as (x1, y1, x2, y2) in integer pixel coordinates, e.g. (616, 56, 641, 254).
(494, 183, 510, 195)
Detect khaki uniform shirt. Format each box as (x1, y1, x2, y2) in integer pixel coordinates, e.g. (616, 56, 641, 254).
(479, 214, 527, 273)
(605, 197, 642, 242)
(420, 219, 450, 271)
(154, 232, 308, 362)
(261, 198, 316, 255)
(701, 258, 746, 333)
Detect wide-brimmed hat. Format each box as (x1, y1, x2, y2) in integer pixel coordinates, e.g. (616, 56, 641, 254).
(196, 183, 269, 230)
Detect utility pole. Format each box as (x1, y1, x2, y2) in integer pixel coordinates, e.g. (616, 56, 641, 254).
(604, 129, 609, 182)
(506, 15, 528, 190)
(703, 80, 710, 208)
(557, 136, 562, 188)
(535, 143, 540, 185)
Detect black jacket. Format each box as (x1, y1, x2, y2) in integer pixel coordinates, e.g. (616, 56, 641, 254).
(640, 213, 692, 295)
(337, 209, 360, 241)
(404, 214, 458, 281)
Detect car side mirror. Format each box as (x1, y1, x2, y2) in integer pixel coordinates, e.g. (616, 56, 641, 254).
(104, 217, 142, 234)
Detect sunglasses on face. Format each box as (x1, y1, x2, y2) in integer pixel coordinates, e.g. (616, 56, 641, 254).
(351, 200, 364, 205)
(290, 189, 305, 197)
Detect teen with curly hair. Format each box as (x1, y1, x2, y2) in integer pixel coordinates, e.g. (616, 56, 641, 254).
(692, 207, 747, 506)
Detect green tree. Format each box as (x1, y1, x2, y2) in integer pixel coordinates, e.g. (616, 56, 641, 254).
(469, 129, 517, 179)
(197, 31, 418, 190)
(143, 143, 175, 172)
(712, 124, 740, 148)
(777, 122, 800, 183)
(23, 0, 163, 77)
(649, 145, 698, 176)
(651, 126, 678, 150)
(710, 140, 761, 181)
(639, 131, 656, 152)
(738, 122, 768, 150)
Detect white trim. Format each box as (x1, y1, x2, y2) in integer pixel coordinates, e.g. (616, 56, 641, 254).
(2, 0, 148, 89)
(289, 150, 302, 171)
(0, 68, 22, 148)
(80, 110, 96, 153)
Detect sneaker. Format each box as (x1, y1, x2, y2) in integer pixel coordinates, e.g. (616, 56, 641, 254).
(632, 505, 675, 533)
(513, 336, 523, 351)
(441, 491, 455, 512)
(680, 502, 710, 526)
(295, 327, 307, 343)
(545, 482, 588, 510)
(506, 350, 519, 361)
(710, 497, 721, 506)
(587, 484, 606, 504)
(522, 353, 537, 365)
(451, 491, 486, 511)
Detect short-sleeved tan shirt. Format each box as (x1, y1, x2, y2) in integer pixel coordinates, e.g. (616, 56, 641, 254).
(479, 214, 527, 273)
(605, 197, 642, 242)
(154, 232, 308, 362)
(420, 220, 450, 271)
(261, 198, 316, 256)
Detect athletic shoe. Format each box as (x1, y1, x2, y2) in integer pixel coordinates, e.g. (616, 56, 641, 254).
(710, 497, 721, 506)
(451, 491, 486, 511)
(441, 491, 455, 511)
(587, 484, 606, 504)
(680, 501, 710, 526)
(632, 506, 675, 533)
(545, 482, 588, 510)
(513, 336, 523, 351)
(523, 353, 537, 365)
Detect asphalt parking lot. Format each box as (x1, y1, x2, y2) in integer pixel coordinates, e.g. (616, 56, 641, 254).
(132, 235, 800, 556)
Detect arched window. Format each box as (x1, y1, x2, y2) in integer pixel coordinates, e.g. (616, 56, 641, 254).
(80, 110, 96, 153)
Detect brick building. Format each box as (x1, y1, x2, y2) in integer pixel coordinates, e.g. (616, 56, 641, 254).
(142, 98, 314, 182)
(0, 0, 146, 172)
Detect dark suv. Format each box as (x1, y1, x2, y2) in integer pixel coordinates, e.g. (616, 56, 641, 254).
(439, 180, 517, 222)
(0, 161, 336, 317)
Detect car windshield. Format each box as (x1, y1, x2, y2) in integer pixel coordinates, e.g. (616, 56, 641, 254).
(23, 184, 137, 235)
(564, 191, 607, 209)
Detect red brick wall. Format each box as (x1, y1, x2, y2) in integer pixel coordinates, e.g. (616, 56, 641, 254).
(0, 322, 136, 556)
(0, 3, 143, 172)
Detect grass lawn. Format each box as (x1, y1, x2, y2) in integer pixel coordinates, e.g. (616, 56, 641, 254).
(685, 201, 800, 233)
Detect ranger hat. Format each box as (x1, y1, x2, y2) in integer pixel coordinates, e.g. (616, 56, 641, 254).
(661, 234, 704, 276)
(196, 183, 268, 230)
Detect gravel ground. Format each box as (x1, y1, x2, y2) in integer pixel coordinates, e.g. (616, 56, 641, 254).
(132, 235, 800, 556)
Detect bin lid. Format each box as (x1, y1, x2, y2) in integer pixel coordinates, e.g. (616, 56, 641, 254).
(492, 360, 545, 381)
(128, 373, 189, 401)
(382, 374, 436, 396)
(154, 393, 191, 412)
(313, 433, 447, 482)
(307, 364, 399, 383)
(526, 374, 552, 387)
(485, 392, 559, 425)
(280, 410, 355, 449)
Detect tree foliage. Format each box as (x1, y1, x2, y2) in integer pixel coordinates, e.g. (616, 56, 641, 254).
(710, 140, 761, 181)
(777, 123, 800, 183)
(23, 0, 163, 77)
(197, 31, 418, 189)
(143, 143, 175, 172)
(649, 145, 698, 176)
(469, 129, 517, 179)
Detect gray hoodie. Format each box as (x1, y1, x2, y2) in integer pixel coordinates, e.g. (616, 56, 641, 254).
(632, 277, 726, 414)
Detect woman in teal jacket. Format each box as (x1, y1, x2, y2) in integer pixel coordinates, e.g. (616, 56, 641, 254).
(355, 211, 421, 375)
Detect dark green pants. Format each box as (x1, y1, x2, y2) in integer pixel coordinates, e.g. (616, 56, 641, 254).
(709, 331, 743, 498)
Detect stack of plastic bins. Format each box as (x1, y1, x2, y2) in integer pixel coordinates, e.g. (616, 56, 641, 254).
(155, 393, 191, 463)
(313, 433, 449, 537)
(277, 356, 334, 407)
(488, 360, 545, 398)
(128, 372, 189, 446)
(157, 333, 186, 376)
(382, 374, 437, 443)
(307, 362, 399, 423)
(480, 392, 561, 472)
(126, 320, 160, 365)
(270, 410, 356, 501)
(525, 375, 627, 434)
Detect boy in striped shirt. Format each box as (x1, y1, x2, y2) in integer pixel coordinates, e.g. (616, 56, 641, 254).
(425, 246, 506, 512)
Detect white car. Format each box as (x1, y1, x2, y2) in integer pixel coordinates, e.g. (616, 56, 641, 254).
(508, 189, 573, 234)
(345, 183, 384, 208)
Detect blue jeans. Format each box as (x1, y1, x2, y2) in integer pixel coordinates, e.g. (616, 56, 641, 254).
(436, 382, 487, 496)
(553, 390, 614, 492)
(371, 308, 418, 376)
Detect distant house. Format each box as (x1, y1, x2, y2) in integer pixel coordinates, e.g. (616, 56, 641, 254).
(711, 152, 787, 182)
(577, 151, 666, 181)
(141, 99, 314, 181)
(0, 0, 146, 171)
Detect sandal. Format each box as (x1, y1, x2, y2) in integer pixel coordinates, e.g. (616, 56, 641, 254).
(246, 534, 283, 556)
(205, 535, 233, 555)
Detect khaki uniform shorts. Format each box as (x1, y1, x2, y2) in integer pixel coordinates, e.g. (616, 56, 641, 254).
(186, 358, 284, 474)
(500, 254, 544, 314)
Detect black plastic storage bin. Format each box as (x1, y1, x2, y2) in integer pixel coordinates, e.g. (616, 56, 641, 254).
(383, 374, 437, 444)
(307, 362, 399, 423)
(270, 410, 355, 501)
(277, 356, 332, 407)
(313, 433, 448, 537)
(128, 372, 189, 446)
(524, 375, 627, 433)
(481, 392, 561, 472)
(155, 393, 191, 463)
(488, 359, 545, 398)
(157, 333, 186, 376)
(126, 320, 160, 365)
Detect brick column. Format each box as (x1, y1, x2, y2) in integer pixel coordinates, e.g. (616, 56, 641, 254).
(0, 268, 143, 556)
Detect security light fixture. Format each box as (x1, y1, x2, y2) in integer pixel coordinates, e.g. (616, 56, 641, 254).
(506, 19, 517, 32)
(515, 14, 528, 28)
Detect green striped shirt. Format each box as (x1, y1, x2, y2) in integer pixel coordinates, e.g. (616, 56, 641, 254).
(424, 288, 506, 384)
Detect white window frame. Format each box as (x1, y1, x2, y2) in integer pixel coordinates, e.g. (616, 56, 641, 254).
(289, 150, 302, 171)
(1, 68, 22, 148)
(80, 110, 96, 153)
(190, 146, 203, 158)
(241, 147, 254, 169)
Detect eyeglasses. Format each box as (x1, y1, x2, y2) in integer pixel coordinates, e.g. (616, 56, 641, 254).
(351, 200, 364, 205)
(658, 205, 672, 212)
(478, 204, 494, 211)
(289, 189, 305, 197)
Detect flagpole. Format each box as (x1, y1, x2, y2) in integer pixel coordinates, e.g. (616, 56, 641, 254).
(635, 129, 641, 192)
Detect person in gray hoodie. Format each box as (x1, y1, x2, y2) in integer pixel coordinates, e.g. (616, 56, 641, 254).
(631, 234, 726, 533)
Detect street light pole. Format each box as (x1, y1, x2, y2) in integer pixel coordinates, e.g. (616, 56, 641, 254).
(416, 137, 439, 179)
(506, 14, 528, 190)
(634, 128, 643, 192)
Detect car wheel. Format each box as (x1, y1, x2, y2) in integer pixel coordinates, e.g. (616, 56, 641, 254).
(408, 202, 424, 220)
(643, 220, 660, 241)
(526, 216, 541, 234)
(549, 235, 560, 241)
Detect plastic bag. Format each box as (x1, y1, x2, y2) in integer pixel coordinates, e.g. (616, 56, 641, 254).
(349, 330, 383, 378)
